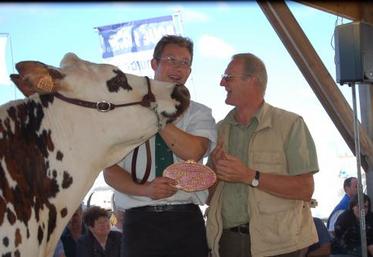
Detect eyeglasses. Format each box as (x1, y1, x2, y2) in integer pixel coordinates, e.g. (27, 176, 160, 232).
(221, 74, 251, 81)
(157, 56, 192, 68)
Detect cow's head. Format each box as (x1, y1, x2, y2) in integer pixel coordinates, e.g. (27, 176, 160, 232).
(10, 53, 190, 129)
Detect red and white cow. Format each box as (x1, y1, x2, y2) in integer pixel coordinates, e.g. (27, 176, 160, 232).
(0, 53, 190, 257)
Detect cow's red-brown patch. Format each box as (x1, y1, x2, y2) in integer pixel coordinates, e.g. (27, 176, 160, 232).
(0, 95, 73, 249)
(107, 69, 132, 92)
(14, 229, 21, 247)
(60, 207, 67, 218)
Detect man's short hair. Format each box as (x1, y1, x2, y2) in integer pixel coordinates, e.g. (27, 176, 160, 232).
(232, 53, 268, 96)
(153, 35, 194, 63)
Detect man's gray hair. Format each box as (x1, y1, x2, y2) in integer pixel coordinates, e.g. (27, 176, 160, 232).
(232, 53, 267, 96)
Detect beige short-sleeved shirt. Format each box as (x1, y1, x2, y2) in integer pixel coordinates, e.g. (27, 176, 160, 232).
(221, 106, 318, 228)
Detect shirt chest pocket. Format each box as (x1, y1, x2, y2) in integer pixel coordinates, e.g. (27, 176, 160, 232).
(250, 151, 286, 174)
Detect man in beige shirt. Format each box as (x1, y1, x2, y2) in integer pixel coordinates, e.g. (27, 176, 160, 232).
(206, 53, 319, 257)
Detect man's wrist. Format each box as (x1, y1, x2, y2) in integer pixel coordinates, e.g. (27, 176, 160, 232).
(244, 168, 255, 184)
(249, 170, 260, 188)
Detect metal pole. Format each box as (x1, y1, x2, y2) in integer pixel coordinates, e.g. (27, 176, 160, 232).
(351, 82, 367, 257)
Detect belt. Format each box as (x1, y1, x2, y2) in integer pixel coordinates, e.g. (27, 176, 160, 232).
(127, 203, 199, 213)
(227, 223, 250, 234)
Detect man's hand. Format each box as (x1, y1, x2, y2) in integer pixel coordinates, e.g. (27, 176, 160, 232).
(144, 177, 178, 200)
(214, 153, 254, 184)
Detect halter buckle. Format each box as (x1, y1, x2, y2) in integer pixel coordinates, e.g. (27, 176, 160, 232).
(96, 101, 112, 112)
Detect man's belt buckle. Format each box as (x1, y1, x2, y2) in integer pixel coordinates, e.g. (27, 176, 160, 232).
(154, 205, 168, 212)
(230, 223, 249, 234)
(237, 226, 248, 234)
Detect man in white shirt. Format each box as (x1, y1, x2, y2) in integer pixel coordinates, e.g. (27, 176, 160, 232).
(103, 35, 217, 257)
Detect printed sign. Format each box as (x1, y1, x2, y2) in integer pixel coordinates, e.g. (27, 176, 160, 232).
(96, 14, 182, 77)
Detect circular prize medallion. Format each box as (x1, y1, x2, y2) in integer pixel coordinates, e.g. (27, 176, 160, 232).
(163, 160, 217, 192)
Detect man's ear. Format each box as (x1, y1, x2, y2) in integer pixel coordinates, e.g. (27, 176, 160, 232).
(150, 58, 158, 71)
(186, 66, 192, 77)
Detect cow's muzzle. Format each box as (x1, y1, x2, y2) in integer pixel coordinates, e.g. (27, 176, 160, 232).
(162, 84, 190, 124)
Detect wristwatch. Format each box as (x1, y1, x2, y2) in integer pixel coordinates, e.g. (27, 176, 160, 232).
(250, 170, 260, 188)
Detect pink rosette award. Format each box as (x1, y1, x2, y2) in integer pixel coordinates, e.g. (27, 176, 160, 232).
(163, 160, 217, 192)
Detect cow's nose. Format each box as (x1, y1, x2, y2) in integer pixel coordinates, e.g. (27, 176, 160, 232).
(172, 84, 190, 106)
(173, 84, 190, 101)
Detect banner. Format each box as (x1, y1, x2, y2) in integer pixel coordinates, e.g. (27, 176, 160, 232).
(0, 34, 11, 86)
(96, 14, 182, 77)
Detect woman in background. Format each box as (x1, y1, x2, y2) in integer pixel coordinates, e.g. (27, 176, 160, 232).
(333, 193, 373, 257)
(77, 206, 122, 257)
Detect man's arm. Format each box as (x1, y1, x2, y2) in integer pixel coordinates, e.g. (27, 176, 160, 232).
(159, 123, 209, 162)
(103, 164, 177, 200)
(255, 172, 314, 202)
(212, 150, 314, 201)
(327, 210, 344, 235)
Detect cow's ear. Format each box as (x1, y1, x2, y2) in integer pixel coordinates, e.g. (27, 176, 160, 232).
(10, 61, 64, 96)
(47, 66, 65, 80)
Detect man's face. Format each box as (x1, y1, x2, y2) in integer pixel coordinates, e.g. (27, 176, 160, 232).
(347, 178, 358, 197)
(68, 206, 82, 230)
(151, 43, 192, 84)
(220, 59, 257, 107)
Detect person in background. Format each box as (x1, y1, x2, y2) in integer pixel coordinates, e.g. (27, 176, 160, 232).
(61, 204, 87, 257)
(53, 239, 66, 257)
(327, 177, 358, 235)
(110, 210, 124, 233)
(77, 206, 122, 257)
(103, 35, 217, 257)
(109, 205, 125, 256)
(332, 193, 373, 257)
(206, 53, 319, 257)
(305, 199, 331, 257)
(110, 199, 124, 233)
(306, 217, 331, 257)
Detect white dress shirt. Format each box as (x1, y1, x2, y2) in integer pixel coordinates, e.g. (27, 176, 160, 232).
(114, 100, 217, 210)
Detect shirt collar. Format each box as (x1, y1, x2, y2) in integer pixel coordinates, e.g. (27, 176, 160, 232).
(225, 102, 267, 128)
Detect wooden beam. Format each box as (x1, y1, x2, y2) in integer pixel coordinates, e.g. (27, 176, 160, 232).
(257, 0, 373, 171)
(297, 1, 373, 25)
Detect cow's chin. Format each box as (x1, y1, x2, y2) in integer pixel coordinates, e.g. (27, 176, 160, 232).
(158, 109, 186, 128)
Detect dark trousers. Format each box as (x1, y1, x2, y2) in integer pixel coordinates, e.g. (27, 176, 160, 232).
(219, 228, 307, 257)
(219, 229, 251, 257)
(122, 204, 208, 257)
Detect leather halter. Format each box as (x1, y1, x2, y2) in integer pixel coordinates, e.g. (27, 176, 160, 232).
(131, 140, 152, 184)
(53, 76, 155, 112)
(53, 76, 156, 184)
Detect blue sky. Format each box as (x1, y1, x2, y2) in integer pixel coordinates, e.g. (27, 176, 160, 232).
(0, 2, 357, 218)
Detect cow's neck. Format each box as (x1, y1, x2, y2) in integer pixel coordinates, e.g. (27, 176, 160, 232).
(40, 96, 145, 209)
